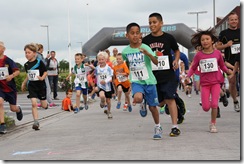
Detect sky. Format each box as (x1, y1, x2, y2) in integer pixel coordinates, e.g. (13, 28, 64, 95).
(0, 0, 241, 66)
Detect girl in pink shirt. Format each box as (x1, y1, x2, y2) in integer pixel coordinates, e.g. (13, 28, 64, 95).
(186, 28, 232, 133)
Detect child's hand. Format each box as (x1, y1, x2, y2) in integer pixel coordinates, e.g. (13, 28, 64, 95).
(6, 75, 13, 82)
(139, 48, 149, 56)
(100, 80, 106, 85)
(21, 83, 26, 92)
(37, 76, 44, 81)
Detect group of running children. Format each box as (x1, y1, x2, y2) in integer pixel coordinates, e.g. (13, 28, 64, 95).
(0, 12, 238, 140)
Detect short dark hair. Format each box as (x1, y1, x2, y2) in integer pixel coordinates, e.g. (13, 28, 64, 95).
(149, 13, 163, 22)
(126, 22, 140, 33)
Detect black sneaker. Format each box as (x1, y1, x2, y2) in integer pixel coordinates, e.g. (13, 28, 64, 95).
(222, 94, 228, 107)
(217, 107, 221, 118)
(177, 116, 184, 124)
(0, 124, 7, 134)
(169, 127, 181, 137)
(16, 105, 23, 121)
(165, 105, 170, 115)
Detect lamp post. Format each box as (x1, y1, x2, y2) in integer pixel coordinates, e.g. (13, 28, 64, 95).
(188, 11, 208, 30)
(77, 42, 83, 53)
(40, 25, 50, 53)
(213, 0, 216, 27)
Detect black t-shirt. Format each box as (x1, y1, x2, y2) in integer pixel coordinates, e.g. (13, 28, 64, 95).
(218, 28, 240, 65)
(24, 59, 47, 90)
(142, 33, 179, 83)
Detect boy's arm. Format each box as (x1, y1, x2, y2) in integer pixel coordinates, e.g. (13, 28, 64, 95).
(21, 76, 28, 92)
(139, 48, 158, 65)
(6, 70, 20, 82)
(38, 71, 47, 81)
(173, 50, 180, 70)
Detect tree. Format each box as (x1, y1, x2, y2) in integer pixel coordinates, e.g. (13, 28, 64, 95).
(15, 62, 24, 72)
(59, 59, 69, 73)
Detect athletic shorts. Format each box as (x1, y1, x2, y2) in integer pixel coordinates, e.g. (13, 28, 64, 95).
(97, 88, 112, 99)
(117, 84, 130, 93)
(0, 91, 17, 105)
(28, 87, 47, 100)
(131, 83, 158, 107)
(75, 86, 88, 95)
(157, 81, 177, 102)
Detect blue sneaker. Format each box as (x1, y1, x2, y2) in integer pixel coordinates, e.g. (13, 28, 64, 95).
(139, 99, 147, 117)
(153, 126, 162, 140)
(116, 102, 121, 109)
(74, 108, 79, 114)
(128, 105, 132, 112)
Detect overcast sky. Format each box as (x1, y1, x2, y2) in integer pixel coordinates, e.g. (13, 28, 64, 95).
(0, 0, 241, 65)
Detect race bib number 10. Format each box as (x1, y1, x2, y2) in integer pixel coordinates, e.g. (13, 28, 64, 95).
(151, 56, 170, 71)
(28, 70, 40, 81)
(0, 67, 9, 80)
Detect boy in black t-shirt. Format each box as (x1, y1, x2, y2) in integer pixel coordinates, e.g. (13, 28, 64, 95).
(142, 12, 181, 137)
(21, 43, 48, 130)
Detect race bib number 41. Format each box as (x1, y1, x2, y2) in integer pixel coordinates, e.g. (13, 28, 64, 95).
(0, 67, 9, 80)
(28, 70, 40, 81)
(199, 58, 218, 73)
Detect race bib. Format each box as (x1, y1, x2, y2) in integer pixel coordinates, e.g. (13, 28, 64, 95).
(0, 67, 9, 80)
(130, 65, 149, 81)
(77, 73, 87, 82)
(199, 58, 218, 73)
(151, 56, 170, 71)
(231, 44, 240, 54)
(28, 70, 40, 81)
(117, 74, 128, 82)
(98, 72, 108, 82)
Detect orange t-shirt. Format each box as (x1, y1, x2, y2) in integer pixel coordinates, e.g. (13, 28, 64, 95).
(62, 97, 72, 111)
(113, 62, 130, 88)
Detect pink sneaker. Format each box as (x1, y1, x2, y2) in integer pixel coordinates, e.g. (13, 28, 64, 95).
(37, 103, 41, 108)
(49, 103, 55, 107)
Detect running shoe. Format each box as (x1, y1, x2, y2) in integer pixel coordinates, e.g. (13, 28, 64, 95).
(209, 123, 218, 133)
(128, 105, 132, 112)
(16, 105, 23, 121)
(0, 124, 7, 134)
(234, 101, 240, 112)
(222, 94, 228, 107)
(153, 126, 162, 140)
(79, 106, 84, 111)
(123, 103, 128, 111)
(32, 121, 40, 130)
(74, 108, 79, 114)
(177, 116, 184, 124)
(116, 102, 121, 109)
(169, 127, 181, 137)
(49, 103, 56, 108)
(37, 103, 41, 108)
(139, 99, 147, 117)
(107, 111, 113, 119)
(84, 104, 89, 110)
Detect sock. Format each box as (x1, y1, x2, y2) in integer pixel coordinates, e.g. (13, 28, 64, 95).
(155, 123, 161, 127)
(211, 120, 216, 124)
(172, 125, 178, 129)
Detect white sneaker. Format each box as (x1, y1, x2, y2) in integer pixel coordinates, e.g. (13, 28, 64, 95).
(209, 123, 218, 133)
(234, 101, 240, 112)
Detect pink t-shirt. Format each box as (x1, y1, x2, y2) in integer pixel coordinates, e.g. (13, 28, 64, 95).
(187, 50, 228, 86)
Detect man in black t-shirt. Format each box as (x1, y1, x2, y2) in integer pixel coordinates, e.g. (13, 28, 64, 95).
(216, 12, 240, 112)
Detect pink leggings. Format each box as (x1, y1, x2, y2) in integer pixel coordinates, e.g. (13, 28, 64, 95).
(201, 84, 221, 112)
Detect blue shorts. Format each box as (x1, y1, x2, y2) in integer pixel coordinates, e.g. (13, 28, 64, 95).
(157, 81, 177, 102)
(131, 83, 158, 107)
(0, 91, 17, 105)
(75, 86, 88, 95)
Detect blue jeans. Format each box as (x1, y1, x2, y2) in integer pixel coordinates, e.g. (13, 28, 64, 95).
(48, 75, 58, 99)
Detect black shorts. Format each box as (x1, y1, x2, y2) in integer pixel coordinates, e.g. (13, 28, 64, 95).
(97, 88, 112, 99)
(117, 84, 130, 93)
(0, 91, 17, 105)
(27, 86, 47, 100)
(157, 81, 177, 102)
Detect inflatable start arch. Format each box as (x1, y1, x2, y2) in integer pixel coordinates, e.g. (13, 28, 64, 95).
(82, 23, 196, 60)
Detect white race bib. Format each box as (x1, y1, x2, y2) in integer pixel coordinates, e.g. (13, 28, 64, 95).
(199, 58, 218, 73)
(0, 67, 9, 80)
(151, 56, 170, 71)
(98, 72, 108, 83)
(231, 44, 240, 54)
(130, 65, 149, 81)
(28, 70, 40, 81)
(77, 73, 87, 82)
(117, 74, 128, 82)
